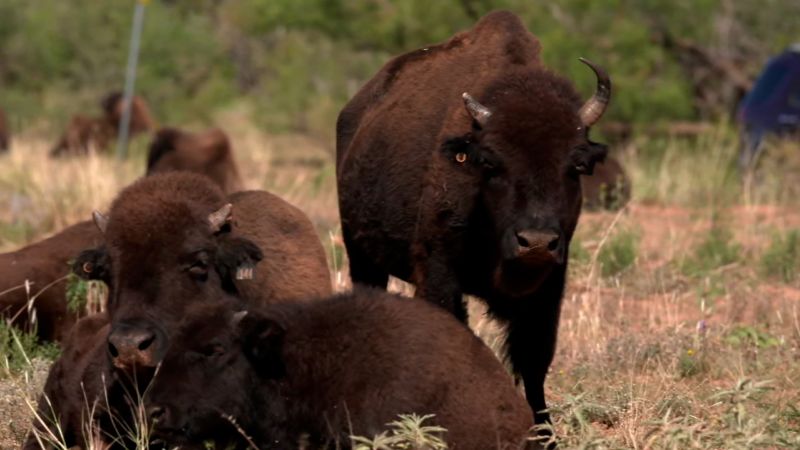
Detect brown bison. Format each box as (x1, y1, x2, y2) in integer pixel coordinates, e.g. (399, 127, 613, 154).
(581, 154, 631, 211)
(0, 107, 10, 152)
(145, 289, 537, 450)
(146, 127, 244, 194)
(0, 220, 102, 342)
(22, 314, 119, 450)
(51, 93, 155, 156)
(336, 10, 611, 428)
(25, 173, 331, 449)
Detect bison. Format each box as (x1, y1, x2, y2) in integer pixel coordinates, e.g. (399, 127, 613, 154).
(51, 93, 155, 156)
(336, 10, 611, 428)
(0, 220, 103, 342)
(0, 107, 10, 152)
(146, 127, 244, 194)
(581, 154, 631, 211)
(145, 289, 536, 450)
(25, 173, 331, 448)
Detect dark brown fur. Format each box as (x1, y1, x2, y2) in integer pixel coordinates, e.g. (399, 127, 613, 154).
(22, 314, 119, 450)
(336, 10, 610, 428)
(146, 127, 244, 194)
(0, 221, 102, 342)
(51, 93, 155, 157)
(581, 155, 631, 211)
(0, 107, 10, 152)
(24, 173, 331, 448)
(146, 289, 536, 450)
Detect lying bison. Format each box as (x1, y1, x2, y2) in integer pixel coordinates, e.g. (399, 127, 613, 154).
(0, 220, 102, 342)
(336, 10, 611, 427)
(581, 154, 631, 211)
(146, 127, 244, 194)
(0, 107, 9, 152)
(25, 173, 331, 449)
(51, 92, 155, 156)
(145, 289, 536, 450)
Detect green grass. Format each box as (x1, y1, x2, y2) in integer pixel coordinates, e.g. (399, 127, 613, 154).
(598, 228, 639, 278)
(761, 229, 800, 283)
(0, 321, 59, 376)
(681, 223, 741, 277)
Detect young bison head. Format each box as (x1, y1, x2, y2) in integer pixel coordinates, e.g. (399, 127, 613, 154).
(81, 173, 262, 373)
(442, 58, 610, 295)
(145, 305, 285, 448)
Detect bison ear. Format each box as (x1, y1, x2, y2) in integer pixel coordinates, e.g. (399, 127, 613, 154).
(238, 312, 286, 378)
(215, 236, 264, 289)
(571, 139, 608, 176)
(71, 246, 111, 283)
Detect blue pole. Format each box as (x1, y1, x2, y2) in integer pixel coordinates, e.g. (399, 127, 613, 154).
(116, 1, 146, 159)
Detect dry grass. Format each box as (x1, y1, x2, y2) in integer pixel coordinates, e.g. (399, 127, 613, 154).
(1, 119, 799, 448)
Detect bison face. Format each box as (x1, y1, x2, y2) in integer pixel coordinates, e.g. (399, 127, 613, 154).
(89, 201, 263, 373)
(146, 307, 284, 448)
(448, 62, 610, 296)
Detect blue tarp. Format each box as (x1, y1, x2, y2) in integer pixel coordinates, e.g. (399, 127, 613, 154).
(738, 44, 800, 167)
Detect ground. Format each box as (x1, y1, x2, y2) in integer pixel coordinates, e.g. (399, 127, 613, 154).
(1, 116, 798, 448)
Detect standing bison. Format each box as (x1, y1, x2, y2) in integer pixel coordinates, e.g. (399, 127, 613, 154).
(0, 220, 102, 342)
(51, 92, 155, 156)
(336, 10, 611, 427)
(146, 127, 244, 194)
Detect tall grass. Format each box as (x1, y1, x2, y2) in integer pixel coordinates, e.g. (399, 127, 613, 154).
(2, 122, 800, 448)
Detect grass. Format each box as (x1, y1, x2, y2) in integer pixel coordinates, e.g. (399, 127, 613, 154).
(2, 120, 800, 448)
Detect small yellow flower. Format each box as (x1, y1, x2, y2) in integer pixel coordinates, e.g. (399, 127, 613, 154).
(687, 349, 695, 356)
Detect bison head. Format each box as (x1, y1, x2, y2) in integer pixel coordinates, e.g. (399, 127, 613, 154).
(145, 305, 284, 448)
(81, 173, 262, 373)
(442, 59, 610, 295)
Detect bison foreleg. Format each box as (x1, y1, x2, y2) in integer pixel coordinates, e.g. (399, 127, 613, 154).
(503, 264, 566, 438)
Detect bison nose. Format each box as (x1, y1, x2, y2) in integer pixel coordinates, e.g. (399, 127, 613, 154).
(516, 229, 562, 263)
(108, 327, 159, 370)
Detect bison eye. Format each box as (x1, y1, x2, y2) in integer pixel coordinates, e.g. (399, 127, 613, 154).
(200, 343, 225, 358)
(188, 261, 209, 281)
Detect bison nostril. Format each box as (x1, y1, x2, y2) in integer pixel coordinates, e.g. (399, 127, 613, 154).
(138, 334, 156, 351)
(108, 342, 119, 358)
(547, 236, 560, 252)
(516, 234, 531, 248)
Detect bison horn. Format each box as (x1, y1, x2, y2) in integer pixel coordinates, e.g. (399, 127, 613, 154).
(208, 203, 233, 232)
(462, 92, 492, 127)
(92, 210, 109, 234)
(231, 310, 248, 326)
(577, 57, 611, 127)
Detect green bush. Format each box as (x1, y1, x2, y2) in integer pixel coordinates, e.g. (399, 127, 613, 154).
(761, 229, 800, 283)
(682, 224, 740, 277)
(598, 229, 638, 277)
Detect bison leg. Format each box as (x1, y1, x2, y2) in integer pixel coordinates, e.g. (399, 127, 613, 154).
(411, 246, 468, 323)
(342, 230, 389, 289)
(502, 264, 566, 438)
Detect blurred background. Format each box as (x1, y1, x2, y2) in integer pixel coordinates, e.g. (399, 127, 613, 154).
(1, 2, 799, 448)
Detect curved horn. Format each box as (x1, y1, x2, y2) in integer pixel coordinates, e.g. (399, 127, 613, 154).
(462, 92, 492, 126)
(92, 210, 109, 234)
(577, 57, 611, 127)
(208, 203, 233, 232)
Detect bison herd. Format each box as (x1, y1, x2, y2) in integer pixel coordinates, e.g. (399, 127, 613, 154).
(1, 11, 632, 450)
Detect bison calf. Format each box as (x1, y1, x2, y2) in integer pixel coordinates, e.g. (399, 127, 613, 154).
(146, 289, 536, 450)
(0, 220, 103, 342)
(146, 127, 244, 194)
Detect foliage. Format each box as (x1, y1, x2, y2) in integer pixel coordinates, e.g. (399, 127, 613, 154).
(0, 0, 796, 136)
(761, 229, 800, 283)
(0, 321, 59, 376)
(351, 414, 448, 450)
(598, 228, 638, 277)
(682, 223, 741, 277)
